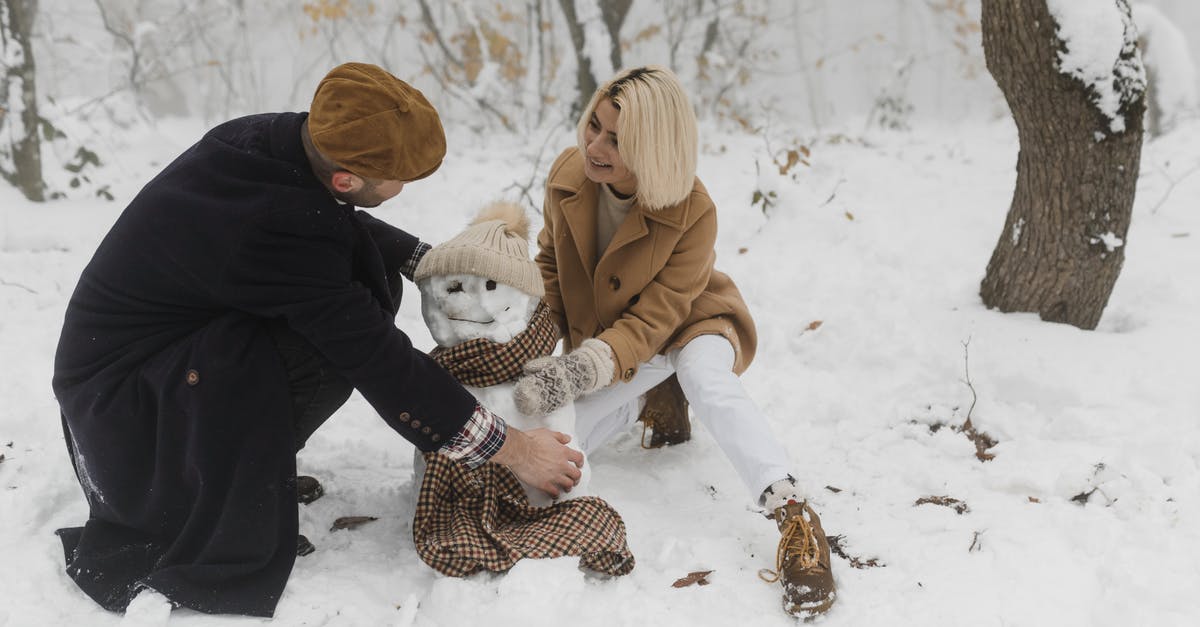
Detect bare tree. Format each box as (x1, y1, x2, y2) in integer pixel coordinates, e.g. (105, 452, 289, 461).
(979, 0, 1145, 330)
(557, 0, 630, 119)
(598, 0, 633, 71)
(1, 0, 44, 201)
(556, 0, 597, 119)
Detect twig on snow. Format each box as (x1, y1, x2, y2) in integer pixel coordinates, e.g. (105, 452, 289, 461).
(957, 338, 996, 462)
(0, 278, 37, 295)
(1148, 161, 1200, 214)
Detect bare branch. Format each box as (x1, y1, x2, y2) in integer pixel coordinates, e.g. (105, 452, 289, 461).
(0, 278, 37, 295)
(957, 337, 996, 462)
(960, 337, 977, 424)
(412, 35, 516, 133)
(92, 0, 140, 89)
(1148, 162, 1200, 214)
(504, 114, 572, 211)
(62, 60, 223, 118)
(417, 0, 464, 70)
(819, 178, 846, 208)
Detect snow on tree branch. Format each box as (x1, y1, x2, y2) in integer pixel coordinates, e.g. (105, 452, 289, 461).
(575, 0, 614, 80)
(1046, 0, 1146, 134)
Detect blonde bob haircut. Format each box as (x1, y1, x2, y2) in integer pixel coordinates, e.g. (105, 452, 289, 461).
(576, 65, 698, 210)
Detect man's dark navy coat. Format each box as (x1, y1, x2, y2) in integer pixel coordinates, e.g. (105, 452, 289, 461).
(52, 112, 475, 616)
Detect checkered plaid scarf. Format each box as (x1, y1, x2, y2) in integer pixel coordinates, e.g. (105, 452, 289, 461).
(429, 301, 559, 387)
(413, 453, 635, 577)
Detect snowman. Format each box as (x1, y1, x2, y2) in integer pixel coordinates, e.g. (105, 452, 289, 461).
(413, 201, 590, 507)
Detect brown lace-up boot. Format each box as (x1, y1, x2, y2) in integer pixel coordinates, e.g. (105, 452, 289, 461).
(761, 501, 836, 620)
(638, 374, 690, 447)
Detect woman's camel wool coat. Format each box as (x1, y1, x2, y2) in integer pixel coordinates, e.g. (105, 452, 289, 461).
(535, 147, 757, 383)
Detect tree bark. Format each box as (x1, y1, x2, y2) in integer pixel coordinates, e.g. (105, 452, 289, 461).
(556, 0, 597, 120)
(598, 0, 632, 72)
(1, 0, 44, 202)
(557, 0, 630, 121)
(979, 0, 1145, 330)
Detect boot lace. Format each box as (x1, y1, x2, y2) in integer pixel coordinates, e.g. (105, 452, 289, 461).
(758, 503, 820, 583)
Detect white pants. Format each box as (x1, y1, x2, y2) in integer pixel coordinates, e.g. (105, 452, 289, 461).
(575, 334, 794, 501)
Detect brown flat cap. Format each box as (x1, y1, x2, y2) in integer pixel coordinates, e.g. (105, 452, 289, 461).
(308, 62, 446, 182)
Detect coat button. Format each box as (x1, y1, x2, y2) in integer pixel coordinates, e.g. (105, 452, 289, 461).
(185, 369, 200, 386)
(421, 426, 432, 435)
(399, 412, 411, 422)
(411, 419, 422, 429)
(431, 434, 441, 443)
(623, 367, 635, 381)
(609, 275, 621, 291)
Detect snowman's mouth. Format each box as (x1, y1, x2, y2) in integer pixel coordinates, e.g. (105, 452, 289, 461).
(448, 316, 495, 324)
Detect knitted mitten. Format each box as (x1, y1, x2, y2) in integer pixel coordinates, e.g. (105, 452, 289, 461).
(514, 339, 615, 416)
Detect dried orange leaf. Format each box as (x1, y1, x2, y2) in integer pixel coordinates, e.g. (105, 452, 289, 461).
(807, 320, 823, 331)
(776, 149, 801, 175)
(672, 570, 714, 588)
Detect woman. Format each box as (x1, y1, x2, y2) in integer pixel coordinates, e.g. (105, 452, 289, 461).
(513, 65, 837, 619)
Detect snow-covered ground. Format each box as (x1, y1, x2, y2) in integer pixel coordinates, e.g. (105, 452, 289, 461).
(2, 115, 1198, 627)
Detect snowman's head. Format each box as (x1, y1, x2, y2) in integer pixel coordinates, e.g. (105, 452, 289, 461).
(419, 274, 537, 345)
(415, 201, 545, 347)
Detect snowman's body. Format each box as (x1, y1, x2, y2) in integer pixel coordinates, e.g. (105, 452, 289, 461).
(415, 272, 590, 507)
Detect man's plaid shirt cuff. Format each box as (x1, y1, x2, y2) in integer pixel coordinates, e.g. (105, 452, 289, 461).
(399, 241, 432, 282)
(439, 402, 507, 469)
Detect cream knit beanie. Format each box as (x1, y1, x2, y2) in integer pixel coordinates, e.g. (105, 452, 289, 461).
(414, 201, 545, 297)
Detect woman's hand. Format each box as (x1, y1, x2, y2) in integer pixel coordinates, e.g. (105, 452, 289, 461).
(513, 338, 615, 416)
(491, 428, 584, 497)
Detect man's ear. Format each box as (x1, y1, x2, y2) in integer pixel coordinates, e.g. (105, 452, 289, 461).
(330, 171, 363, 193)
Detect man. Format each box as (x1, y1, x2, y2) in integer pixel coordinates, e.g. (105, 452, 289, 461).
(52, 62, 582, 617)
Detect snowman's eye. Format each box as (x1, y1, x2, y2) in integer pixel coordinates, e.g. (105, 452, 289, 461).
(447, 281, 463, 293)
(485, 280, 497, 291)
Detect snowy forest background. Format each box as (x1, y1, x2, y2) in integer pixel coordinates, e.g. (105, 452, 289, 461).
(3, 1, 1200, 626)
(8, 0, 1195, 204)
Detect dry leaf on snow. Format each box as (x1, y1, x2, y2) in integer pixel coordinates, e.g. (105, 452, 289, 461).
(330, 516, 379, 531)
(672, 570, 714, 588)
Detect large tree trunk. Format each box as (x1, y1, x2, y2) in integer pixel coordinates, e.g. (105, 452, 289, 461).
(0, 0, 44, 202)
(979, 0, 1145, 330)
(598, 0, 632, 72)
(557, 0, 598, 120)
(557, 0, 630, 121)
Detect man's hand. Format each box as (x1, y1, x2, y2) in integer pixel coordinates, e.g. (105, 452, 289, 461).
(490, 427, 584, 498)
(513, 338, 615, 416)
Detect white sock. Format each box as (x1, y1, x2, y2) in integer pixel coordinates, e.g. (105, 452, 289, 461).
(760, 475, 804, 512)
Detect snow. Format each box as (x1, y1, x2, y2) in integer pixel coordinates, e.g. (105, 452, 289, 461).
(1010, 217, 1025, 246)
(575, 0, 615, 84)
(1133, 2, 1200, 133)
(418, 274, 538, 346)
(1047, 0, 1147, 133)
(2, 114, 1200, 626)
(1091, 231, 1125, 252)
